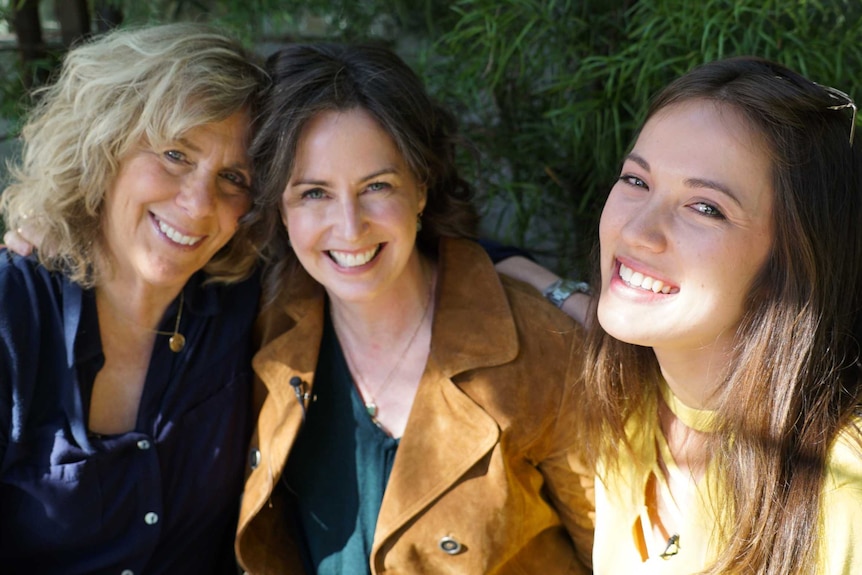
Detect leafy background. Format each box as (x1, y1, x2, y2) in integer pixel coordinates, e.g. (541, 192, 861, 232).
(2, 0, 861, 275)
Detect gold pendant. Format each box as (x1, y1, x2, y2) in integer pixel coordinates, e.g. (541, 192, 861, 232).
(169, 333, 186, 353)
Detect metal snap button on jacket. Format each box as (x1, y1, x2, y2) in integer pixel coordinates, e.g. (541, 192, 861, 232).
(438, 536, 462, 555)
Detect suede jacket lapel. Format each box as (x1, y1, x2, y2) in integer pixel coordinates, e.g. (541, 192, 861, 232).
(239, 267, 325, 545)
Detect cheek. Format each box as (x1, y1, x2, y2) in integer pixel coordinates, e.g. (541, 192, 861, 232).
(220, 200, 250, 233)
(598, 201, 623, 260)
(283, 207, 315, 250)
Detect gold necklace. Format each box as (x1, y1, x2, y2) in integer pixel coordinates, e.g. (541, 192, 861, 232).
(153, 291, 186, 353)
(339, 281, 434, 423)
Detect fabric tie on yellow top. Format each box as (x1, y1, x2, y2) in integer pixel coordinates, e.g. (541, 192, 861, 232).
(594, 382, 720, 573)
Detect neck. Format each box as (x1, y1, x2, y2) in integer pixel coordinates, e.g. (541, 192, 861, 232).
(652, 344, 732, 410)
(96, 276, 184, 332)
(329, 253, 435, 347)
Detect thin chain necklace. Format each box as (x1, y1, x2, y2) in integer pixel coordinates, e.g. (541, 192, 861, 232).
(339, 279, 434, 424)
(154, 291, 186, 352)
(101, 290, 186, 353)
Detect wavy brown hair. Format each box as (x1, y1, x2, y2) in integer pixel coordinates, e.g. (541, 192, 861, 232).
(248, 42, 479, 302)
(580, 57, 862, 575)
(1, 23, 268, 286)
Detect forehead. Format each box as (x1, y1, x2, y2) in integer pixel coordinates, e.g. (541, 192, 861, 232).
(197, 111, 250, 144)
(640, 99, 768, 159)
(150, 108, 251, 150)
(293, 108, 407, 171)
(635, 100, 773, 206)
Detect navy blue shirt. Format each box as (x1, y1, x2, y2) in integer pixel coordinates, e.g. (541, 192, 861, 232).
(0, 251, 259, 575)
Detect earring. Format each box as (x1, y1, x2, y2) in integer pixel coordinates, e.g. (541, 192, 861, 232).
(416, 212, 423, 232)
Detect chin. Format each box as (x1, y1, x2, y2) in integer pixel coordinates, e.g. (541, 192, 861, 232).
(597, 311, 647, 346)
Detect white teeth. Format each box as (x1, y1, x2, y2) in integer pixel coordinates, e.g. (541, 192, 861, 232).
(619, 262, 674, 294)
(158, 218, 203, 246)
(329, 246, 380, 268)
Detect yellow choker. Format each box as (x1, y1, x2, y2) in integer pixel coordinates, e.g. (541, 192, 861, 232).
(658, 379, 717, 433)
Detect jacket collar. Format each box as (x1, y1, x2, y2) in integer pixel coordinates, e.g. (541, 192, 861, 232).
(429, 237, 519, 375)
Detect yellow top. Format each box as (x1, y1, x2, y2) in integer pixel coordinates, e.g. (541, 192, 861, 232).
(593, 382, 862, 574)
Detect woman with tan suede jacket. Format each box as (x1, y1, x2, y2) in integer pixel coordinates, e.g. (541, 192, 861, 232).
(234, 42, 594, 575)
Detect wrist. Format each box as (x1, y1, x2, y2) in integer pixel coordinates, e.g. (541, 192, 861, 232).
(542, 278, 591, 309)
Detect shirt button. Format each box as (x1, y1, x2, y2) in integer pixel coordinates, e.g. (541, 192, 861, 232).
(438, 536, 462, 555)
(144, 512, 159, 525)
(121, 570, 134, 575)
(136, 439, 151, 450)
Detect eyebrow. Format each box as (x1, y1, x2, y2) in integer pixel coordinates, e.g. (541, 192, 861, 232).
(291, 167, 400, 187)
(177, 137, 201, 153)
(625, 152, 742, 207)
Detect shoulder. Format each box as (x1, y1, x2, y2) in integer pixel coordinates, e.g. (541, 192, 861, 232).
(820, 417, 862, 574)
(438, 237, 585, 367)
(0, 250, 60, 316)
(0, 250, 71, 375)
(825, 417, 862, 490)
(501, 273, 580, 333)
(499, 271, 586, 377)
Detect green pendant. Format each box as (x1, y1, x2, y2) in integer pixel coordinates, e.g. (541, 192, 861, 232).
(365, 402, 377, 418)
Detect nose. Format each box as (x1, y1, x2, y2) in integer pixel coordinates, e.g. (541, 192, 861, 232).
(336, 195, 367, 241)
(176, 172, 216, 218)
(616, 196, 669, 253)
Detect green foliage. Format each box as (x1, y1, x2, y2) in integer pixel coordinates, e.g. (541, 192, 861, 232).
(424, 0, 862, 274)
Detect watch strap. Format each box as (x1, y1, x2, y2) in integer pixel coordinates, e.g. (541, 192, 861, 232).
(542, 278, 590, 308)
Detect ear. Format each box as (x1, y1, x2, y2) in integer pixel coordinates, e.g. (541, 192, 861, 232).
(417, 184, 428, 214)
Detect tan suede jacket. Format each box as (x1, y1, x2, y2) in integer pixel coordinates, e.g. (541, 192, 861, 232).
(235, 238, 595, 574)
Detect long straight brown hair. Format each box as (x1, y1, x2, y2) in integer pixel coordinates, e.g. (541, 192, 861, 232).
(580, 57, 862, 574)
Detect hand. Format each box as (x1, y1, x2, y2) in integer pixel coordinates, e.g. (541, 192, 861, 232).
(3, 227, 37, 257)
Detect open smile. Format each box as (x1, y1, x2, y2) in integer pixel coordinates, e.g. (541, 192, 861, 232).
(618, 262, 678, 294)
(328, 244, 383, 268)
(153, 214, 205, 247)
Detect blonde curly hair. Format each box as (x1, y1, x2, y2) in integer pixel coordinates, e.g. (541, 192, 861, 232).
(1, 23, 268, 286)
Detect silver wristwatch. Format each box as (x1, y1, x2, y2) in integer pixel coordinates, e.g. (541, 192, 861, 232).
(542, 278, 590, 308)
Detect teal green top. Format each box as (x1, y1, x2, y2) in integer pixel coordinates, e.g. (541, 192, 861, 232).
(282, 310, 399, 575)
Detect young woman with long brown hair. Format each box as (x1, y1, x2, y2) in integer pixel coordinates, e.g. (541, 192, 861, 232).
(582, 56, 862, 574)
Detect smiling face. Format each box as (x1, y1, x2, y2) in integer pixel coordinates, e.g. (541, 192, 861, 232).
(597, 99, 774, 361)
(100, 110, 252, 292)
(282, 108, 427, 305)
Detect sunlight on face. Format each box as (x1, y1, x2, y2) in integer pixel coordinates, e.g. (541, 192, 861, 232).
(281, 108, 427, 305)
(101, 110, 252, 291)
(597, 99, 774, 363)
